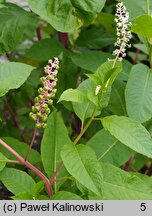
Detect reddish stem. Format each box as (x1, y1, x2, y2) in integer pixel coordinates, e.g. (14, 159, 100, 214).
(36, 27, 42, 40)
(133, 48, 140, 64)
(50, 162, 63, 183)
(24, 128, 37, 161)
(58, 32, 68, 48)
(124, 154, 135, 171)
(0, 139, 52, 197)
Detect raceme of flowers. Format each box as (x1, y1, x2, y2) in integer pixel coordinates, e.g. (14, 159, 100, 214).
(113, 2, 132, 61)
(29, 57, 59, 128)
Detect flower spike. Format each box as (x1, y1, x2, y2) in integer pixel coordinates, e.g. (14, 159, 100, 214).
(29, 57, 59, 128)
(113, 2, 132, 61)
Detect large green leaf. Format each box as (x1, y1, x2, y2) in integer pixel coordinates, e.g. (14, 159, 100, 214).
(0, 137, 41, 165)
(71, 0, 106, 24)
(102, 163, 152, 199)
(41, 111, 71, 178)
(117, 0, 152, 19)
(132, 15, 152, 39)
(71, 50, 111, 72)
(109, 79, 127, 116)
(52, 191, 83, 200)
(28, 0, 106, 32)
(101, 115, 152, 158)
(61, 143, 103, 196)
(26, 38, 64, 61)
(0, 62, 34, 97)
(0, 2, 37, 53)
(0, 168, 36, 195)
(87, 129, 132, 167)
(75, 28, 115, 49)
(28, 0, 80, 32)
(125, 64, 152, 123)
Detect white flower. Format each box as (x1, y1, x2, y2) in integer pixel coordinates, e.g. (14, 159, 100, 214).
(113, 2, 132, 60)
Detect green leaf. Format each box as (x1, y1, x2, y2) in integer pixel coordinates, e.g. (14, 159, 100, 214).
(75, 28, 115, 49)
(12, 192, 34, 200)
(101, 115, 152, 158)
(118, 0, 152, 19)
(90, 61, 122, 87)
(0, 62, 34, 97)
(26, 38, 64, 62)
(32, 181, 45, 198)
(52, 191, 83, 200)
(72, 79, 100, 122)
(0, 2, 37, 53)
(125, 64, 152, 123)
(0, 137, 41, 165)
(41, 111, 71, 178)
(87, 129, 132, 167)
(0, 168, 36, 195)
(71, 50, 111, 72)
(28, 0, 81, 32)
(132, 15, 152, 39)
(71, 0, 106, 24)
(58, 89, 89, 103)
(0, 152, 8, 171)
(28, 0, 106, 32)
(102, 163, 152, 199)
(109, 79, 127, 116)
(61, 143, 103, 196)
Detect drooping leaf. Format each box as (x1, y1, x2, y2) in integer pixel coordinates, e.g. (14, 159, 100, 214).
(0, 168, 36, 195)
(0, 62, 34, 97)
(0, 137, 41, 165)
(87, 129, 132, 167)
(101, 115, 152, 158)
(26, 38, 64, 61)
(102, 163, 152, 199)
(61, 143, 103, 196)
(125, 64, 152, 123)
(132, 15, 152, 39)
(52, 191, 83, 200)
(41, 111, 71, 178)
(0, 2, 37, 53)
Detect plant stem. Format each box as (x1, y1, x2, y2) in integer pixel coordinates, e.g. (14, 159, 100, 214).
(36, 27, 42, 40)
(73, 106, 98, 145)
(49, 106, 98, 183)
(124, 153, 135, 171)
(0, 139, 52, 197)
(146, 0, 150, 16)
(24, 128, 37, 161)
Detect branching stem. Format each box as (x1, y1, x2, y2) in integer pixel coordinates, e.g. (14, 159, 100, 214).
(0, 139, 52, 197)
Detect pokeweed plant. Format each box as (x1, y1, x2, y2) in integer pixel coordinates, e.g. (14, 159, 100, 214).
(0, 0, 152, 200)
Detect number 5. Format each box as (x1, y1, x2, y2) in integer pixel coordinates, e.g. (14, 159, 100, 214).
(140, 203, 146, 211)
